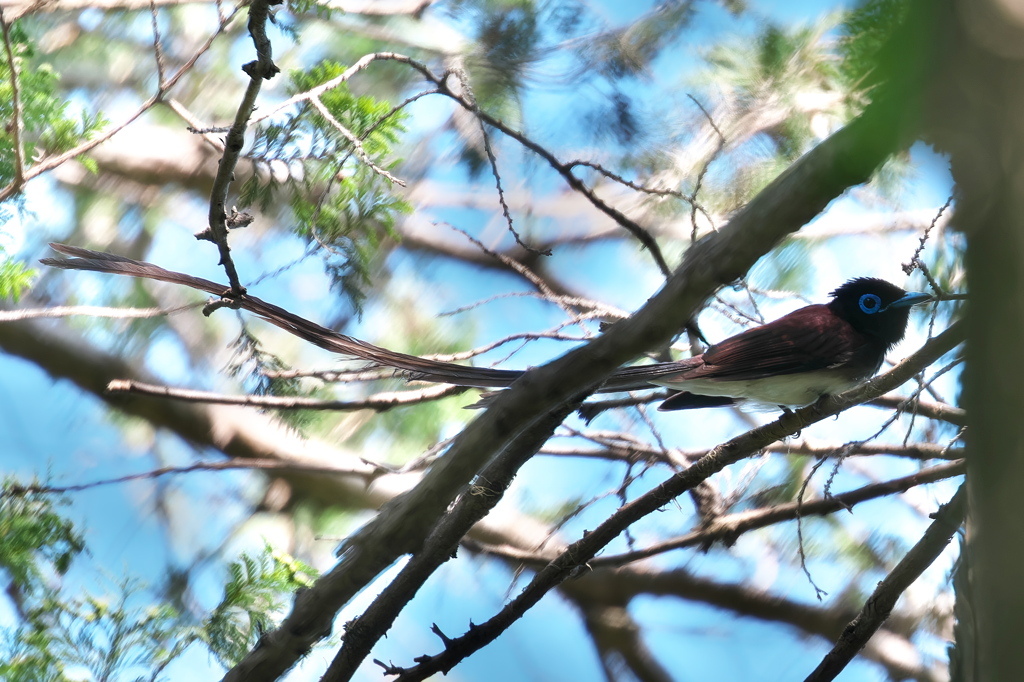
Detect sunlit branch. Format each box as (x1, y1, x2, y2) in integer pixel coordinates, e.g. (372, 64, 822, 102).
(0, 304, 198, 321)
(148, 0, 166, 85)
(167, 98, 227, 151)
(868, 394, 965, 426)
(105, 378, 468, 411)
(538, 441, 964, 465)
(439, 289, 629, 322)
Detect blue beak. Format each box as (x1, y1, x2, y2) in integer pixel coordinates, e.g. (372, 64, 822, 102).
(883, 291, 933, 311)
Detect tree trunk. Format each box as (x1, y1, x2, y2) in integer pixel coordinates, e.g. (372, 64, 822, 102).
(930, 2, 1024, 679)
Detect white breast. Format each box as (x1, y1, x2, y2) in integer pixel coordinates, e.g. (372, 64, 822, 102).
(652, 370, 864, 408)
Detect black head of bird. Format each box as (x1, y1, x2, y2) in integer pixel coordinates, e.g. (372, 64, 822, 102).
(654, 277, 932, 411)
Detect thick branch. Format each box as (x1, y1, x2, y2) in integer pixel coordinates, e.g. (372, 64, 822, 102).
(322, 398, 582, 681)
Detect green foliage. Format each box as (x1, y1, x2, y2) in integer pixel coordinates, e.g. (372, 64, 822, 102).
(203, 542, 317, 668)
(703, 18, 848, 145)
(0, 625, 71, 682)
(580, 2, 696, 80)
(749, 237, 813, 293)
(839, 0, 911, 88)
(291, 163, 410, 314)
(0, 480, 84, 595)
(0, 22, 106, 191)
(353, 301, 477, 458)
(471, 1, 541, 103)
(0, 488, 318, 680)
(1, 489, 192, 682)
(746, 456, 808, 509)
(286, 0, 332, 20)
(226, 328, 330, 432)
(0, 250, 35, 301)
(240, 60, 410, 314)
(32, 583, 196, 682)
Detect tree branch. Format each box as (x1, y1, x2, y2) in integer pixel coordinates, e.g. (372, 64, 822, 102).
(803, 484, 965, 682)
(200, 0, 281, 292)
(105, 378, 467, 411)
(465, 459, 964, 568)
(321, 398, 582, 681)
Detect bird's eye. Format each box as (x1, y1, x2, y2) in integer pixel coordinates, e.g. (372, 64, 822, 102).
(859, 293, 882, 314)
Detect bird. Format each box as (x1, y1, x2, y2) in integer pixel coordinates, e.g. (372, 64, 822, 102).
(632, 277, 933, 411)
(40, 245, 930, 411)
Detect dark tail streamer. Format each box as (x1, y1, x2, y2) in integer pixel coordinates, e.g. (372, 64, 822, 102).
(41, 244, 686, 394)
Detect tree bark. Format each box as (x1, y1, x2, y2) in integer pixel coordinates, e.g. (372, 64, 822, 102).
(928, 1, 1024, 679)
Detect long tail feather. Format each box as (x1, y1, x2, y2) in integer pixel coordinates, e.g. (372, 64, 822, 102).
(42, 244, 689, 393)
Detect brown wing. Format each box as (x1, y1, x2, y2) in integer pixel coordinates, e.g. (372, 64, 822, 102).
(685, 304, 865, 381)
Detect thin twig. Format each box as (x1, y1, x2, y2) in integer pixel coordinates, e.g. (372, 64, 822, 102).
(902, 195, 953, 276)
(149, 0, 166, 86)
(1, 456, 390, 497)
(166, 98, 227, 151)
(686, 94, 726, 241)
(796, 455, 833, 600)
(249, 51, 672, 275)
(538, 440, 964, 465)
(448, 67, 545, 256)
(0, 2, 245, 202)
(449, 225, 591, 331)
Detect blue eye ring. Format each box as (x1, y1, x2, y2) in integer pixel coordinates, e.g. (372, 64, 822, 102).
(859, 293, 882, 314)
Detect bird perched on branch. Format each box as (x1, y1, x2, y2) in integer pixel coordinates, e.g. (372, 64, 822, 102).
(41, 244, 930, 411)
(628, 278, 932, 410)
